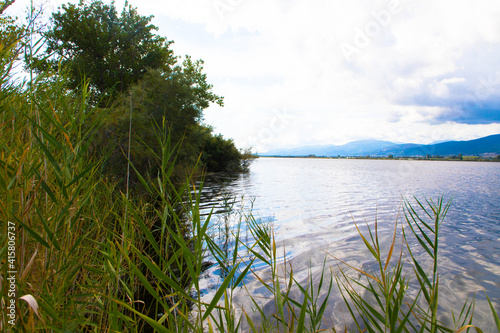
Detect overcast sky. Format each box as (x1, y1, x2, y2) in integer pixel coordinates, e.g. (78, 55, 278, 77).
(8, 0, 500, 152)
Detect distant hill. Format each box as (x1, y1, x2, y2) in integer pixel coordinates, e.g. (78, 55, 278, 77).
(370, 134, 500, 157)
(261, 134, 500, 157)
(262, 140, 396, 157)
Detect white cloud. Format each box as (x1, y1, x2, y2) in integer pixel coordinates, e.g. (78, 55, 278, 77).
(6, 0, 500, 152)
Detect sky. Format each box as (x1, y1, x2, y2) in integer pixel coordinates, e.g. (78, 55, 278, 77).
(7, 0, 500, 152)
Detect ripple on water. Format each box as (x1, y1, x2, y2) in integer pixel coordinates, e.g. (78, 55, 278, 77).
(200, 158, 500, 330)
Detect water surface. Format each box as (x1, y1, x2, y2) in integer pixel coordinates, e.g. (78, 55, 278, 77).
(199, 158, 500, 330)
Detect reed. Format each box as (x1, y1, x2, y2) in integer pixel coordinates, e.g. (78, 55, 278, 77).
(2, 75, 499, 332)
(1, 7, 499, 332)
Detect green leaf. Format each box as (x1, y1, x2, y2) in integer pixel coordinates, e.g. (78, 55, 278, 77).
(112, 300, 171, 333)
(202, 261, 241, 321)
(485, 291, 500, 331)
(232, 257, 255, 288)
(40, 180, 58, 204)
(16, 218, 51, 249)
(296, 288, 309, 333)
(132, 246, 190, 299)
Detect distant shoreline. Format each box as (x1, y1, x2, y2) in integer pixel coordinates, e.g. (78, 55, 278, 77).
(257, 155, 500, 162)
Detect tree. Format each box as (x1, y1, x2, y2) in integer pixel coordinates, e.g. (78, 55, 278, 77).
(40, 0, 175, 101)
(128, 58, 223, 162)
(96, 60, 225, 185)
(0, 5, 24, 84)
(0, 1, 15, 15)
(130, 57, 223, 138)
(200, 131, 243, 172)
(39, 0, 245, 182)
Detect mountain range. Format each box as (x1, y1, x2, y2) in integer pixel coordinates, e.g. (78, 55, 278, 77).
(261, 134, 500, 157)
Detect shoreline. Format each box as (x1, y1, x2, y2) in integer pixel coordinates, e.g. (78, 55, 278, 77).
(257, 155, 500, 162)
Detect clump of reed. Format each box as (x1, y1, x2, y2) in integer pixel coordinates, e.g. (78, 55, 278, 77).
(1, 7, 499, 333)
(2, 70, 500, 332)
(204, 196, 500, 333)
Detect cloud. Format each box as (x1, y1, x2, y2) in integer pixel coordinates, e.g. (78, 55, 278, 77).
(391, 53, 500, 125)
(7, 0, 500, 151)
(432, 106, 500, 125)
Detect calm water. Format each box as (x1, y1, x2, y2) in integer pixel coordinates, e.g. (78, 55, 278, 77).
(199, 158, 500, 330)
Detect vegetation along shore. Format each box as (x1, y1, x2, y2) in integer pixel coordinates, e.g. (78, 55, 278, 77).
(1, 1, 499, 332)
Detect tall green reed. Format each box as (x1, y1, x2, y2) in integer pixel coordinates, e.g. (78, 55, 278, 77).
(2, 74, 498, 331)
(1, 67, 106, 330)
(332, 213, 418, 332)
(403, 196, 450, 333)
(331, 196, 499, 333)
(2, 5, 499, 332)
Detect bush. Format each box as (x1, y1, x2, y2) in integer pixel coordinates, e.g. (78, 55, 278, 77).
(201, 132, 244, 173)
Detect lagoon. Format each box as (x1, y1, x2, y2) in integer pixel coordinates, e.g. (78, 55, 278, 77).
(199, 157, 500, 330)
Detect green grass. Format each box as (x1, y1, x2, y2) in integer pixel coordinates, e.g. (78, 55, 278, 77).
(2, 76, 500, 332)
(1, 8, 499, 332)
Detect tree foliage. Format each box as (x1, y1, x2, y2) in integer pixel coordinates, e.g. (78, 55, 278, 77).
(96, 64, 234, 186)
(202, 134, 241, 172)
(0, 6, 24, 84)
(0, 1, 15, 15)
(39, 0, 245, 185)
(130, 58, 223, 138)
(42, 0, 175, 100)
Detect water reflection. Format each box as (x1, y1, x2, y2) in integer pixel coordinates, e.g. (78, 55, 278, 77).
(198, 158, 500, 330)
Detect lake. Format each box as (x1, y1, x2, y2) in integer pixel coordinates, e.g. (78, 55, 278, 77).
(198, 157, 500, 331)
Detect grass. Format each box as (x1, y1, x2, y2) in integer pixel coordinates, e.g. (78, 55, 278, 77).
(1, 9, 499, 332)
(2, 75, 500, 332)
